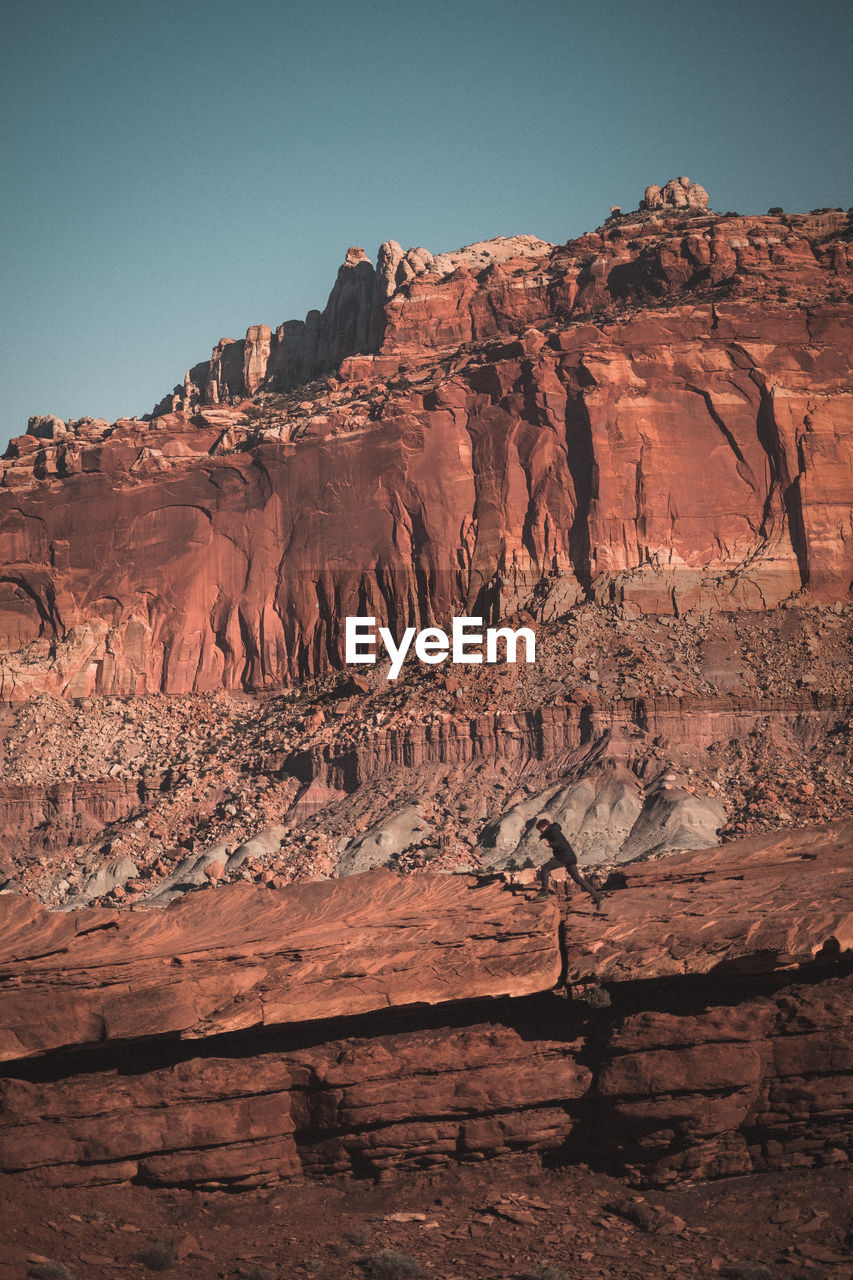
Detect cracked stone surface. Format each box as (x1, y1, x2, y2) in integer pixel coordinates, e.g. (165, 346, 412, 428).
(0, 870, 561, 1061)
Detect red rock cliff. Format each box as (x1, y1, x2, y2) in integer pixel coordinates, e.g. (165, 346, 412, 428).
(1, 194, 851, 698)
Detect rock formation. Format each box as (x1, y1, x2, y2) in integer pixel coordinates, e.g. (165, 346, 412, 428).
(641, 176, 710, 212)
(152, 242, 386, 417)
(0, 872, 560, 1061)
(0, 820, 849, 1189)
(0, 178, 850, 1235)
(0, 180, 850, 913)
(0, 190, 851, 702)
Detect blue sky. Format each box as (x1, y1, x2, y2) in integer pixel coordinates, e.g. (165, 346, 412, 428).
(1, 0, 851, 446)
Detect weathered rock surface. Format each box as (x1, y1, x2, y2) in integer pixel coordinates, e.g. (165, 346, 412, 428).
(560, 816, 853, 982)
(338, 804, 433, 876)
(642, 175, 710, 212)
(78, 856, 139, 903)
(615, 775, 727, 862)
(0, 870, 560, 1062)
(0, 821, 849, 1189)
(1, 195, 851, 700)
(1, 595, 848, 909)
(597, 974, 853, 1185)
(480, 767, 643, 866)
(479, 765, 725, 869)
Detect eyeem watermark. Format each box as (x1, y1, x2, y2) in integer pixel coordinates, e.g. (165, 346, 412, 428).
(345, 616, 536, 680)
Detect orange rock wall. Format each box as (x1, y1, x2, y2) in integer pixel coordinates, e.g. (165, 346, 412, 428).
(1, 976, 848, 1190)
(1, 211, 851, 698)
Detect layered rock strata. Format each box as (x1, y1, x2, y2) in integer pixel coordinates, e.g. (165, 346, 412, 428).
(0, 872, 560, 1061)
(1, 200, 851, 699)
(1, 599, 849, 902)
(290, 692, 841, 795)
(1, 820, 850, 1189)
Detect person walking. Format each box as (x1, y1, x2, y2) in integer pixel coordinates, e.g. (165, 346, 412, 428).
(534, 817, 603, 909)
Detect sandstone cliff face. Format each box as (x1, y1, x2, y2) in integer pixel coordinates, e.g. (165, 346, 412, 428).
(0, 821, 850, 1189)
(0, 200, 851, 699)
(1, 185, 850, 1214)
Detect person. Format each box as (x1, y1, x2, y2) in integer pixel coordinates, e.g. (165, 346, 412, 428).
(534, 817, 603, 909)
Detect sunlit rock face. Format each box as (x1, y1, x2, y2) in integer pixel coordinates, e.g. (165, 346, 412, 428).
(0, 194, 851, 699)
(0, 821, 850, 1188)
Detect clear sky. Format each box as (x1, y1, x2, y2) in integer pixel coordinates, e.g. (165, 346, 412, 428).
(1, 0, 851, 447)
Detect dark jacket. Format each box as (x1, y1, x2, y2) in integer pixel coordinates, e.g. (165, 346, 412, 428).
(539, 822, 578, 866)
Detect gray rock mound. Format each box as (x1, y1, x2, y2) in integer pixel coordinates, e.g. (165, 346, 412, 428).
(338, 805, 432, 876)
(140, 844, 231, 908)
(619, 776, 726, 862)
(75, 857, 139, 904)
(480, 767, 724, 870)
(226, 825, 288, 871)
(480, 768, 643, 869)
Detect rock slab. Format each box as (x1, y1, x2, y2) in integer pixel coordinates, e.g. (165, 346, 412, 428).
(0, 870, 560, 1062)
(0, 821, 850, 1189)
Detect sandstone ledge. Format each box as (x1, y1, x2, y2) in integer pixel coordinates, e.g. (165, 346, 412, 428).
(0, 870, 560, 1063)
(560, 817, 853, 984)
(1, 821, 851, 1066)
(0, 822, 850, 1189)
